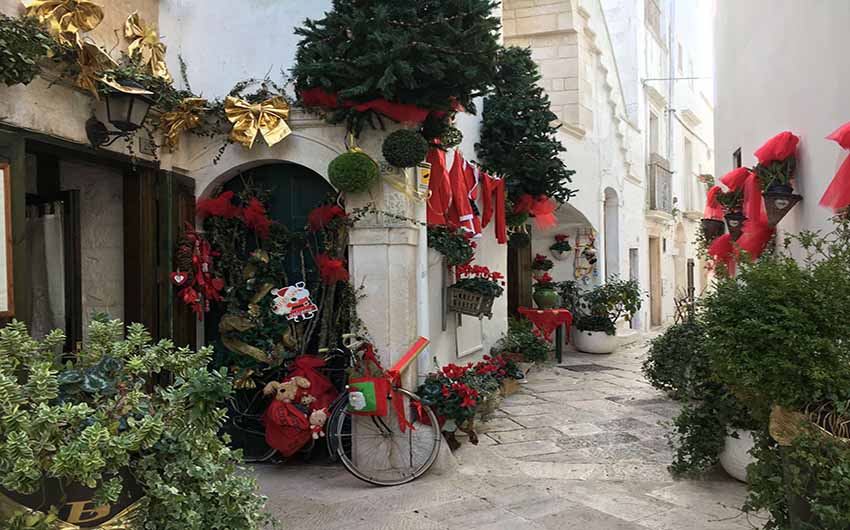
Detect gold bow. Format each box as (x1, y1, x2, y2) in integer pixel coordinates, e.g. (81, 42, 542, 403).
(224, 96, 292, 149)
(74, 41, 116, 99)
(159, 98, 208, 151)
(124, 12, 172, 83)
(23, 0, 104, 47)
(0, 493, 146, 529)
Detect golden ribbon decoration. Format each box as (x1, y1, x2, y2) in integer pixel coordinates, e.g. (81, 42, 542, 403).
(0, 493, 146, 529)
(224, 96, 292, 149)
(158, 98, 208, 151)
(74, 41, 116, 99)
(23, 0, 104, 48)
(124, 12, 172, 83)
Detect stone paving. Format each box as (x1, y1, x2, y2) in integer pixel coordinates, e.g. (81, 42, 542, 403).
(255, 337, 754, 530)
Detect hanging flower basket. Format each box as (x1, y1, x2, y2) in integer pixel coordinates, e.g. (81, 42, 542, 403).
(701, 218, 726, 243)
(724, 212, 748, 240)
(763, 191, 803, 226)
(447, 287, 495, 319)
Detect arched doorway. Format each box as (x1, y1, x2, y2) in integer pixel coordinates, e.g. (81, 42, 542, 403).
(603, 188, 620, 279)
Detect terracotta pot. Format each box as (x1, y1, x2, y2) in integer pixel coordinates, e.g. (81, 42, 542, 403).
(572, 328, 618, 354)
(533, 287, 559, 309)
(719, 430, 756, 482)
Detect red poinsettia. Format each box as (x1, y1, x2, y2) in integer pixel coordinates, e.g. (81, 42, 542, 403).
(555, 234, 569, 242)
(316, 253, 350, 284)
(242, 198, 273, 239)
(754, 131, 799, 165)
(536, 272, 553, 284)
(197, 191, 241, 219)
(308, 205, 347, 232)
(441, 363, 471, 379)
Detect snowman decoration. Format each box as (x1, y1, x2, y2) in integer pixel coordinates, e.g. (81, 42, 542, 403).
(271, 282, 319, 322)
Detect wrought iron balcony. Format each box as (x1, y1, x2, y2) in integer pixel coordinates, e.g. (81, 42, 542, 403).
(647, 154, 673, 214)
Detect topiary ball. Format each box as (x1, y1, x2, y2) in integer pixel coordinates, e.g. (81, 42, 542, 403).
(328, 151, 379, 193)
(382, 129, 429, 168)
(440, 125, 463, 149)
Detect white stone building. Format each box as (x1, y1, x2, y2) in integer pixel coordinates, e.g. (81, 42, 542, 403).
(715, 0, 850, 240)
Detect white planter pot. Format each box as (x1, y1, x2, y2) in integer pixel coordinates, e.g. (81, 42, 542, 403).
(572, 328, 618, 354)
(551, 249, 570, 261)
(719, 430, 756, 482)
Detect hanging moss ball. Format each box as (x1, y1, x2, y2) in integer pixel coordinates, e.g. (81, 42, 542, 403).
(328, 151, 379, 193)
(382, 129, 429, 168)
(440, 125, 464, 149)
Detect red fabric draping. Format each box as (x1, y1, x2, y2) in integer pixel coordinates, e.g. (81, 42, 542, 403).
(447, 150, 477, 235)
(754, 131, 799, 165)
(481, 173, 507, 244)
(426, 148, 452, 225)
(821, 121, 850, 212)
(517, 308, 573, 342)
(300, 88, 431, 123)
(742, 172, 768, 225)
(708, 233, 736, 275)
(514, 194, 557, 230)
(720, 167, 752, 191)
(289, 355, 338, 411)
(462, 160, 483, 236)
(737, 219, 774, 261)
(704, 186, 725, 220)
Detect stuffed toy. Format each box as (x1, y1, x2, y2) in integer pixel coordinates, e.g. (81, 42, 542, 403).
(309, 408, 328, 440)
(263, 376, 311, 404)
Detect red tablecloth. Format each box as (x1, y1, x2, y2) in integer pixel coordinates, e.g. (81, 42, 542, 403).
(517, 308, 573, 342)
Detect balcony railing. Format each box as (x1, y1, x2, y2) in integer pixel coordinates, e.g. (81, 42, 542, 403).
(647, 154, 673, 213)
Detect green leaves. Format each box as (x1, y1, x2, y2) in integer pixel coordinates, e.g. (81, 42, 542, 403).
(0, 14, 53, 87)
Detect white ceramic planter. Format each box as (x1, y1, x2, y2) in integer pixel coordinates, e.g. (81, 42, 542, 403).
(572, 328, 619, 354)
(719, 430, 756, 482)
(551, 249, 570, 261)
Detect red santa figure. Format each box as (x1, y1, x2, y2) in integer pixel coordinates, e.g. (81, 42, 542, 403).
(271, 282, 319, 322)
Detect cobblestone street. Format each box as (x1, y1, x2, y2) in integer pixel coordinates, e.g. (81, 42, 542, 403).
(256, 338, 752, 530)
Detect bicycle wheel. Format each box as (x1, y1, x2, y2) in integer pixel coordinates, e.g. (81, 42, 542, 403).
(331, 387, 441, 486)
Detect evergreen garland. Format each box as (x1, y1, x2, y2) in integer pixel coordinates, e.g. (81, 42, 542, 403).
(293, 0, 501, 132)
(476, 46, 577, 204)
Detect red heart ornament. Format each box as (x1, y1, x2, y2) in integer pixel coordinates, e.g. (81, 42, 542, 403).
(211, 278, 225, 291)
(171, 272, 188, 286)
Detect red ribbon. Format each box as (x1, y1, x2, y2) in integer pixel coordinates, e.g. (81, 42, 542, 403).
(707, 233, 736, 275)
(300, 88, 433, 123)
(361, 345, 415, 433)
(704, 186, 725, 220)
(514, 194, 558, 230)
(820, 121, 850, 212)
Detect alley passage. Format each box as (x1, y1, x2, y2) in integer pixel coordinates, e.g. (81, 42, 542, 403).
(256, 339, 751, 530)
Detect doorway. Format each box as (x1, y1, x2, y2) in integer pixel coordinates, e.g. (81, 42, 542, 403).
(628, 247, 640, 329)
(649, 236, 662, 327)
(603, 188, 620, 279)
(507, 236, 532, 318)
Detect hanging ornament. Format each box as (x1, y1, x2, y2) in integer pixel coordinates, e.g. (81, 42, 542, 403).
(124, 11, 172, 83)
(23, 0, 104, 47)
(74, 41, 117, 99)
(172, 228, 224, 319)
(170, 271, 189, 287)
(271, 282, 318, 322)
(224, 96, 292, 149)
(159, 97, 208, 151)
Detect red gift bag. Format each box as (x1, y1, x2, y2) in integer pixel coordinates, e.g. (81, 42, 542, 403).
(290, 355, 338, 410)
(263, 400, 312, 457)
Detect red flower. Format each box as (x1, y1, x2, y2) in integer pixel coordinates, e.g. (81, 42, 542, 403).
(534, 254, 547, 262)
(316, 253, 350, 284)
(461, 396, 477, 408)
(441, 363, 469, 379)
(308, 205, 347, 232)
(754, 131, 799, 165)
(197, 191, 241, 219)
(441, 385, 450, 398)
(535, 272, 553, 284)
(555, 233, 569, 242)
(240, 198, 273, 239)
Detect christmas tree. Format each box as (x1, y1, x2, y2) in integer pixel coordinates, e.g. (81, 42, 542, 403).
(476, 46, 576, 205)
(293, 0, 500, 133)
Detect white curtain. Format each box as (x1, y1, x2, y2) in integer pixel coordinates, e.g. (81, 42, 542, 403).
(27, 203, 66, 340)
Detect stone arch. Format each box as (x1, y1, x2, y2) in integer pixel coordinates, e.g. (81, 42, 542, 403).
(603, 187, 620, 279)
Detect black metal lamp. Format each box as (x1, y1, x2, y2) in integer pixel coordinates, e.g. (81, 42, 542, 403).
(86, 80, 155, 148)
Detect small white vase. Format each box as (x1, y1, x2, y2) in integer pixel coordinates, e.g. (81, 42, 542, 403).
(719, 430, 756, 482)
(551, 249, 570, 261)
(572, 328, 619, 354)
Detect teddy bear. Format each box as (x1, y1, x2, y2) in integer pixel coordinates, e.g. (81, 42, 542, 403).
(263, 376, 311, 404)
(309, 408, 328, 439)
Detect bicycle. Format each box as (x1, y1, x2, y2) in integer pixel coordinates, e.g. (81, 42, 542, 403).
(324, 335, 442, 486)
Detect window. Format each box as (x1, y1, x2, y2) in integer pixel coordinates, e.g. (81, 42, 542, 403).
(649, 111, 660, 156)
(645, 0, 663, 41)
(733, 148, 742, 168)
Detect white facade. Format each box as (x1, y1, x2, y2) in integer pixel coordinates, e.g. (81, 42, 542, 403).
(715, 0, 850, 239)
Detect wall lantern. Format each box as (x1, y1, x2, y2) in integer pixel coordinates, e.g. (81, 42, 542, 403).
(86, 80, 155, 148)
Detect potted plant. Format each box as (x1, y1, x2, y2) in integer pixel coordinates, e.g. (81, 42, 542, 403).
(446, 264, 505, 319)
(474, 354, 525, 396)
(754, 131, 803, 226)
(703, 217, 850, 528)
(571, 277, 642, 354)
(715, 189, 746, 239)
(0, 318, 272, 529)
(532, 272, 559, 309)
(428, 223, 475, 266)
(492, 318, 553, 375)
(642, 319, 758, 480)
(531, 253, 554, 279)
(549, 234, 572, 260)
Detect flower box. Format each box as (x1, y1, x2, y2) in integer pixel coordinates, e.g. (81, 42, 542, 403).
(500, 378, 520, 396)
(446, 287, 495, 319)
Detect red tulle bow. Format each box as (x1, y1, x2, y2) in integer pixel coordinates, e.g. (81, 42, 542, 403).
(707, 233, 736, 275)
(308, 205, 347, 232)
(300, 87, 432, 123)
(754, 131, 799, 165)
(514, 194, 558, 230)
(720, 167, 752, 191)
(316, 253, 350, 285)
(737, 220, 774, 261)
(197, 191, 241, 219)
(820, 121, 850, 212)
(704, 186, 725, 219)
(242, 198, 273, 240)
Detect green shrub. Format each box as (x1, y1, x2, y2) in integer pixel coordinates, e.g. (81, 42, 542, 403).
(643, 320, 713, 401)
(328, 151, 379, 193)
(382, 129, 428, 168)
(573, 277, 643, 335)
(492, 318, 552, 363)
(0, 14, 53, 87)
(0, 318, 272, 529)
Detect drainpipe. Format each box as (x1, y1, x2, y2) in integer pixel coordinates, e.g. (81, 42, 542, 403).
(415, 168, 431, 382)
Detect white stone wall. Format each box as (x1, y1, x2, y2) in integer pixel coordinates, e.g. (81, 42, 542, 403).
(715, 0, 850, 241)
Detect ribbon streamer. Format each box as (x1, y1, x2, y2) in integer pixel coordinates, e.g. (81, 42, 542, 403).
(124, 12, 172, 83)
(224, 96, 292, 149)
(820, 121, 850, 212)
(704, 186, 725, 220)
(159, 98, 208, 151)
(23, 0, 104, 47)
(74, 42, 117, 99)
(513, 194, 558, 230)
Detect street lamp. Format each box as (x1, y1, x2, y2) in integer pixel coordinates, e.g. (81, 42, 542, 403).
(86, 80, 155, 148)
